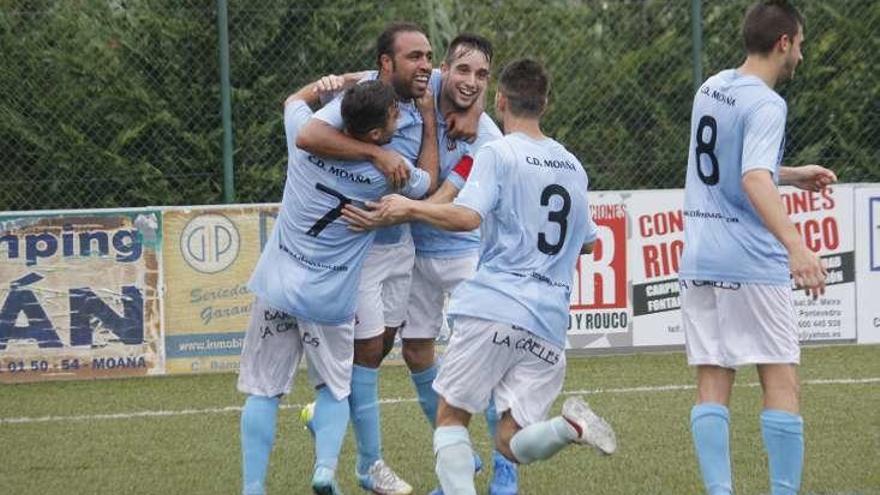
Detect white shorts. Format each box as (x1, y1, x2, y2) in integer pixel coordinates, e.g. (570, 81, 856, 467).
(402, 254, 478, 339)
(433, 316, 566, 428)
(237, 298, 354, 400)
(354, 242, 415, 340)
(680, 280, 800, 369)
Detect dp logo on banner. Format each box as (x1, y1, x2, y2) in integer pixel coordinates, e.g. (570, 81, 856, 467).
(180, 214, 240, 273)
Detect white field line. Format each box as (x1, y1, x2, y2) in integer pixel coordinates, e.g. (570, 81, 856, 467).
(2, 377, 878, 426)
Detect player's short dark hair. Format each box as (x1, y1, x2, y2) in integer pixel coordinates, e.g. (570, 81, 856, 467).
(498, 58, 549, 118)
(742, 0, 805, 55)
(445, 33, 493, 65)
(341, 81, 397, 136)
(376, 21, 427, 67)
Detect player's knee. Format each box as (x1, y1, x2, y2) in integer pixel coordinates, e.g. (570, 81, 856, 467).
(401, 345, 425, 370)
(401, 339, 434, 372)
(354, 336, 384, 368)
(354, 347, 383, 368)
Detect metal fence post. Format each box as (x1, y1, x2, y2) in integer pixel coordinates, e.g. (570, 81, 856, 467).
(217, 0, 235, 204)
(691, 0, 703, 93)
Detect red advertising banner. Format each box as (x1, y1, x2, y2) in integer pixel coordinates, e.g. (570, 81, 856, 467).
(568, 193, 631, 349)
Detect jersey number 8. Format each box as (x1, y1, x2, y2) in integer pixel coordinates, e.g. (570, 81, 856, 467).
(695, 115, 719, 186)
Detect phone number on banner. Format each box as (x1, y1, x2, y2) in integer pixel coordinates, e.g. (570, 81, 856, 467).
(0, 356, 147, 374)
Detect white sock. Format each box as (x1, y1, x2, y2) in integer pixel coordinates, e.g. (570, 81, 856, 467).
(510, 416, 576, 464)
(433, 425, 476, 495)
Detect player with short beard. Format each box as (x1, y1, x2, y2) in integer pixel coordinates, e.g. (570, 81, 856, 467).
(297, 22, 442, 495)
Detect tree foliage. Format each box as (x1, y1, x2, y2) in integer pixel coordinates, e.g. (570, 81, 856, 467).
(0, 0, 876, 210)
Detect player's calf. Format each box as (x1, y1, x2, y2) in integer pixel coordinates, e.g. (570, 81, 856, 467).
(241, 395, 281, 495)
(508, 396, 616, 465)
(434, 425, 477, 495)
(404, 338, 440, 426)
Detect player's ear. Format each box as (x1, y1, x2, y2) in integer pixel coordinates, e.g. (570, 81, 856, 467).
(365, 127, 383, 144)
(777, 33, 792, 54)
(379, 53, 394, 74)
(495, 90, 505, 114)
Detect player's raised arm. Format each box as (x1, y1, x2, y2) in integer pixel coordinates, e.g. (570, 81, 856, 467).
(414, 89, 440, 193)
(296, 99, 410, 189)
(285, 71, 370, 111)
(778, 164, 837, 192)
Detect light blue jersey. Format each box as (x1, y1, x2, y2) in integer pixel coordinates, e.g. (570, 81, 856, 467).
(679, 69, 789, 285)
(411, 74, 503, 258)
(248, 101, 430, 324)
(314, 71, 435, 246)
(447, 133, 597, 348)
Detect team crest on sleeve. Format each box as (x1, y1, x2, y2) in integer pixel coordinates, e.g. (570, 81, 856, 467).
(445, 135, 457, 151)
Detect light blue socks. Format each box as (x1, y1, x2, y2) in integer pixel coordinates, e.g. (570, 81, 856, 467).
(510, 416, 575, 464)
(485, 397, 499, 438)
(350, 365, 381, 474)
(312, 385, 350, 471)
(761, 409, 804, 495)
(691, 403, 733, 495)
(411, 364, 439, 426)
(241, 395, 280, 495)
(434, 425, 477, 495)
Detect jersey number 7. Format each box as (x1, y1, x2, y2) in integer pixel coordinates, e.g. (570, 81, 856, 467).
(306, 183, 352, 237)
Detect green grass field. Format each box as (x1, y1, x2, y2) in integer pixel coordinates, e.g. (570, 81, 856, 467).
(2, 344, 878, 494)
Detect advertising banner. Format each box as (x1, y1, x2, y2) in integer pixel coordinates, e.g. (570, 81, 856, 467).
(162, 205, 278, 374)
(855, 186, 880, 344)
(567, 192, 632, 349)
(619, 186, 856, 348)
(628, 190, 686, 347)
(784, 185, 856, 341)
(0, 209, 163, 382)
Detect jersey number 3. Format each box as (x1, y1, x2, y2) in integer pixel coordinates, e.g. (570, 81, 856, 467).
(695, 115, 719, 186)
(538, 184, 571, 255)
